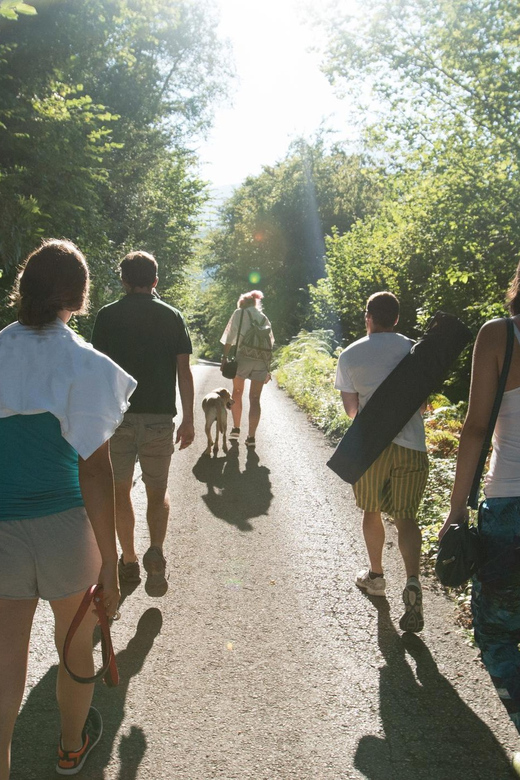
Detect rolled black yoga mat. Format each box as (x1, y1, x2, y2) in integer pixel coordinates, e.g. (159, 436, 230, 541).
(327, 311, 473, 485)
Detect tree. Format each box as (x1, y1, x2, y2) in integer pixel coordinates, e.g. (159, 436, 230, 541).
(0, 0, 231, 328)
(198, 139, 383, 355)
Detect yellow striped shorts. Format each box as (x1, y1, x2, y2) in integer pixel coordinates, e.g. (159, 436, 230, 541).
(353, 443, 429, 521)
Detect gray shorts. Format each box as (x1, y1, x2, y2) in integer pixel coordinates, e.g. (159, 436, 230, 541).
(110, 413, 175, 487)
(237, 357, 269, 382)
(0, 506, 102, 600)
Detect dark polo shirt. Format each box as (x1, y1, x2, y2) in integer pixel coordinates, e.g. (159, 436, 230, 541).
(91, 293, 192, 415)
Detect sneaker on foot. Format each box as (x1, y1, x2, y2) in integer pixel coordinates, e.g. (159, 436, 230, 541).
(143, 546, 168, 596)
(56, 706, 103, 775)
(245, 436, 256, 448)
(356, 569, 386, 597)
(229, 427, 240, 440)
(399, 577, 424, 632)
(118, 555, 141, 584)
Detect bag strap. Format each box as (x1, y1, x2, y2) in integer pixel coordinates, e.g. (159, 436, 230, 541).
(229, 308, 245, 360)
(63, 584, 119, 687)
(468, 318, 515, 509)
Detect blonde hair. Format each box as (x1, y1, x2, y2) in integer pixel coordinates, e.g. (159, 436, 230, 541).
(238, 290, 264, 310)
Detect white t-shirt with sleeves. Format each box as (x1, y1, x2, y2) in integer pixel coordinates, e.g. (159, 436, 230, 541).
(335, 332, 426, 452)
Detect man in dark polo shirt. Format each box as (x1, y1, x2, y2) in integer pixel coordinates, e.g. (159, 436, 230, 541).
(92, 250, 194, 595)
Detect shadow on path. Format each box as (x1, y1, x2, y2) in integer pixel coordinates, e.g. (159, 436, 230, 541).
(12, 608, 162, 780)
(354, 598, 515, 780)
(192, 442, 272, 531)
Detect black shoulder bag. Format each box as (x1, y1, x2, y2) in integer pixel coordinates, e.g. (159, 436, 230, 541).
(435, 319, 515, 587)
(221, 308, 245, 380)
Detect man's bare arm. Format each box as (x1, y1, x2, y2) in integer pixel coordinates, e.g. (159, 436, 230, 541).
(176, 353, 195, 449)
(341, 391, 359, 419)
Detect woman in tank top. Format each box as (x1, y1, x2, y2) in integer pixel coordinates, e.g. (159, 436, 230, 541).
(440, 260, 520, 771)
(0, 240, 136, 778)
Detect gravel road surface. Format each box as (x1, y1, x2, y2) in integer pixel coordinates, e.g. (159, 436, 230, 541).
(12, 362, 520, 779)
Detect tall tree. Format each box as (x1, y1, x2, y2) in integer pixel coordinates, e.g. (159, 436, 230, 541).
(198, 139, 382, 354)
(0, 0, 231, 327)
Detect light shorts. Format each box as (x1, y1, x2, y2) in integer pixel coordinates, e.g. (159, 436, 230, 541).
(0, 506, 102, 601)
(236, 356, 269, 383)
(110, 412, 175, 487)
(353, 442, 429, 521)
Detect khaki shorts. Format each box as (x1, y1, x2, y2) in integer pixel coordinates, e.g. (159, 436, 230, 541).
(353, 442, 429, 521)
(0, 506, 102, 600)
(110, 413, 175, 487)
(236, 357, 269, 382)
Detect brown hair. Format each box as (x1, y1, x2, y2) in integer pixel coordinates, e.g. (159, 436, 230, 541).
(238, 290, 264, 310)
(366, 291, 400, 329)
(120, 251, 158, 289)
(16, 239, 89, 326)
(506, 259, 520, 315)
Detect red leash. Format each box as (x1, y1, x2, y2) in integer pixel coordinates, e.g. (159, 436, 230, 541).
(63, 584, 119, 688)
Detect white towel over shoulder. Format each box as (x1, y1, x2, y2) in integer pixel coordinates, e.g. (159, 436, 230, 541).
(0, 319, 137, 459)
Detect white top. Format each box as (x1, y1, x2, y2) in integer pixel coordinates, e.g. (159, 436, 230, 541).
(0, 319, 137, 459)
(220, 307, 274, 350)
(335, 332, 426, 452)
(485, 325, 520, 497)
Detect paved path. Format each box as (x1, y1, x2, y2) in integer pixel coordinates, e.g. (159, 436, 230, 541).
(13, 363, 519, 779)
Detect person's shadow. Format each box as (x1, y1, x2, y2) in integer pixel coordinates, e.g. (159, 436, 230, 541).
(192, 442, 273, 531)
(11, 607, 162, 780)
(354, 598, 515, 779)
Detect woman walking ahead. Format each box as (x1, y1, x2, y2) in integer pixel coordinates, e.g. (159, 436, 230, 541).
(439, 261, 520, 772)
(220, 290, 274, 448)
(0, 240, 136, 778)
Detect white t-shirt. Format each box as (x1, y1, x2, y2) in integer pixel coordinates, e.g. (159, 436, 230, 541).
(335, 332, 426, 452)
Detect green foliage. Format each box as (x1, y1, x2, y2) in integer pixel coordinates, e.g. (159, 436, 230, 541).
(197, 138, 383, 352)
(275, 329, 350, 440)
(0, 1, 36, 20)
(0, 0, 231, 329)
(308, 0, 520, 398)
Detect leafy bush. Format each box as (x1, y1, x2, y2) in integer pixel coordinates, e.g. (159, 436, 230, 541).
(275, 329, 350, 440)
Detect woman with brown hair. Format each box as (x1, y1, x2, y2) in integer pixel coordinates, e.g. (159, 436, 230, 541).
(0, 239, 136, 778)
(440, 260, 520, 772)
(220, 290, 274, 448)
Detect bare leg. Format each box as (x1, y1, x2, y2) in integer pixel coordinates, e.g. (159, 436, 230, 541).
(231, 376, 245, 429)
(393, 517, 422, 580)
(362, 511, 385, 573)
(248, 379, 265, 438)
(145, 485, 170, 550)
(52, 592, 99, 752)
(0, 598, 38, 780)
(114, 479, 137, 563)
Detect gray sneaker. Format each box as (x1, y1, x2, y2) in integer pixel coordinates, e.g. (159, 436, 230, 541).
(399, 577, 424, 632)
(356, 568, 386, 596)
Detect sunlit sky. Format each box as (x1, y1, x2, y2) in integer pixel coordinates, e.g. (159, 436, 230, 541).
(195, 0, 361, 189)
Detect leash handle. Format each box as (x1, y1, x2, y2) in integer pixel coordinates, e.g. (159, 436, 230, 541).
(63, 584, 119, 687)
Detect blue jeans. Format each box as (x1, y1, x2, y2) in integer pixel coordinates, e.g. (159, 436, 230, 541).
(472, 497, 520, 732)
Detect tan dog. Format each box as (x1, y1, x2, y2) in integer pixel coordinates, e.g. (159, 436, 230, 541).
(202, 388, 235, 456)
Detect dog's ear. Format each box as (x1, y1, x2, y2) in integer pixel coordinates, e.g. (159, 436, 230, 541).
(216, 388, 229, 398)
